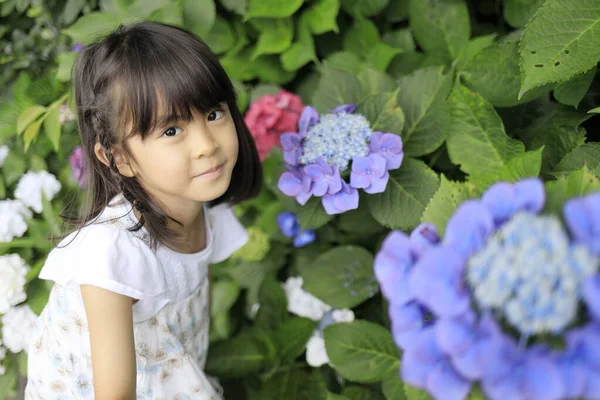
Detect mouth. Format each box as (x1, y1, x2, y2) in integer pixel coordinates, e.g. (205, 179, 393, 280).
(194, 162, 225, 178)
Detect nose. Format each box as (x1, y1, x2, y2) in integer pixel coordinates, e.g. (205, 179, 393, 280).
(191, 124, 219, 158)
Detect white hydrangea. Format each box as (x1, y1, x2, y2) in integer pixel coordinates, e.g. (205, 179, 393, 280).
(58, 104, 76, 125)
(0, 254, 30, 314)
(0, 340, 6, 375)
(14, 170, 61, 213)
(306, 335, 329, 367)
(1, 304, 38, 353)
(0, 199, 32, 242)
(283, 276, 331, 321)
(0, 145, 8, 168)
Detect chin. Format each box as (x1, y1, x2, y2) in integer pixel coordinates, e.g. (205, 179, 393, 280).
(194, 174, 232, 202)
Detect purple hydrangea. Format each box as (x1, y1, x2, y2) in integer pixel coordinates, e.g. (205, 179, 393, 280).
(69, 146, 88, 189)
(374, 178, 600, 400)
(276, 211, 316, 248)
(277, 105, 403, 215)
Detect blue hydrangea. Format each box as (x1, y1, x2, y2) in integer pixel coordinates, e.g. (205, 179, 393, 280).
(467, 212, 598, 335)
(299, 112, 372, 171)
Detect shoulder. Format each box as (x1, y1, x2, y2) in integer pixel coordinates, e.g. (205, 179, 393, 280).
(208, 203, 249, 263)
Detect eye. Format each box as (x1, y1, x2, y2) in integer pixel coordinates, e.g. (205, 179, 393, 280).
(207, 109, 225, 122)
(162, 127, 182, 137)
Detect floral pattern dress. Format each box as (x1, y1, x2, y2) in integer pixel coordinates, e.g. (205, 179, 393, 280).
(24, 196, 248, 399)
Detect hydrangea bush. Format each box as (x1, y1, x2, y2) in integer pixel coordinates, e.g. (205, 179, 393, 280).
(2, 0, 600, 399)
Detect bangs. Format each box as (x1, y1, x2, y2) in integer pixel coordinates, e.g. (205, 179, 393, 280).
(109, 23, 236, 139)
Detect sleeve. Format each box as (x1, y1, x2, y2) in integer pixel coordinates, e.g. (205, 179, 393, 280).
(39, 224, 170, 321)
(208, 204, 249, 264)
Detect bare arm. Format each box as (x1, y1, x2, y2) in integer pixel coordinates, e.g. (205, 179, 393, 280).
(80, 285, 137, 400)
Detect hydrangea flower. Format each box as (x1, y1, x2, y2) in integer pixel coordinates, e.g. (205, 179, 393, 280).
(0, 145, 8, 167)
(1, 304, 38, 353)
(244, 89, 305, 161)
(232, 226, 270, 262)
(374, 178, 600, 400)
(69, 146, 88, 188)
(0, 199, 32, 242)
(278, 105, 403, 215)
(282, 276, 354, 367)
(276, 211, 316, 248)
(59, 104, 76, 126)
(0, 254, 30, 314)
(14, 170, 61, 213)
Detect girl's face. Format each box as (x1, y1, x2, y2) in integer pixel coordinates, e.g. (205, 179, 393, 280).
(122, 103, 239, 209)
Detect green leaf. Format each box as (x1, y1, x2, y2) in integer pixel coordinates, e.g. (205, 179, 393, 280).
(544, 165, 600, 214)
(368, 43, 402, 72)
(341, 0, 389, 17)
(382, 29, 415, 52)
(421, 176, 477, 235)
(403, 385, 433, 400)
(408, 0, 470, 62)
(273, 317, 317, 364)
(504, 0, 545, 28)
(250, 84, 280, 102)
(554, 143, 600, 178)
(255, 276, 288, 330)
(17, 351, 28, 377)
(462, 39, 551, 107)
(312, 68, 363, 113)
(27, 279, 51, 315)
(328, 393, 351, 400)
(43, 105, 61, 151)
(300, 246, 377, 308)
(382, 372, 406, 400)
(62, 0, 86, 24)
(554, 67, 597, 108)
(523, 106, 588, 175)
(343, 17, 380, 58)
(304, 0, 340, 34)
(357, 68, 395, 98)
(125, 0, 171, 20)
(251, 18, 294, 59)
(368, 158, 440, 230)
(356, 90, 405, 135)
(219, 0, 246, 15)
(446, 83, 525, 177)
(247, 0, 304, 18)
(56, 51, 78, 82)
(281, 16, 316, 71)
(232, 79, 249, 113)
(2, 152, 26, 186)
(338, 205, 383, 235)
(325, 52, 363, 75)
(149, 1, 184, 25)
(589, 107, 600, 114)
(343, 387, 386, 400)
(210, 279, 240, 317)
(325, 320, 400, 383)
(456, 34, 497, 69)
(0, 178, 5, 199)
(205, 335, 269, 378)
(23, 118, 44, 151)
(396, 66, 453, 156)
(296, 196, 334, 230)
(17, 105, 46, 135)
(182, 0, 216, 39)
(0, 364, 17, 399)
(258, 368, 328, 400)
(519, 0, 600, 97)
(99, 0, 133, 15)
(61, 12, 120, 44)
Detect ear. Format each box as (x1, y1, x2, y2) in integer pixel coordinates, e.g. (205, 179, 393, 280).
(93, 143, 135, 178)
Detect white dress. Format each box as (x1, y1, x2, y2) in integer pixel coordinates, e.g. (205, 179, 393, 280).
(24, 195, 248, 400)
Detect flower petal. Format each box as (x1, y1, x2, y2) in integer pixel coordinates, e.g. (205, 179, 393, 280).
(409, 247, 471, 317)
(434, 317, 474, 356)
(513, 178, 545, 214)
(363, 171, 389, 194)
(374, 231, 414, 305)
(481, 182, 516, 225)
(389, 303, 426, 349)
(523, 356, 564, 400)
(564, 193, 600, 255)
(332, 104, 357, 114)
(445, 201, 494, 260)
(409, 223, 440, 259)
(401, 350, 431, 389)
(293, 230, 316, 248)
(370, 153, 388, 177)
(322, 182, 359, 215)
(278, 172, 304, 196)
(583, 275, 600, 321)
(350, 173, 371, 189)
(427, 360, 471, 400)
(298, 106, 319, 137)
(296, 190, 312, 205)
(276, 211, 299, 238)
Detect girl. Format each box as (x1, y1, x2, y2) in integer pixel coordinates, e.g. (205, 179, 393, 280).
(25, 21, 261, 400)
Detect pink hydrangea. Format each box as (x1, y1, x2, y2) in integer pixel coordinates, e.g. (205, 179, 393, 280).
(69, 146, 88, 188)
(244, 89, 305, 161)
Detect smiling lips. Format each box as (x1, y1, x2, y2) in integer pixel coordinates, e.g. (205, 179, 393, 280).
(194, 162, 225, 179)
